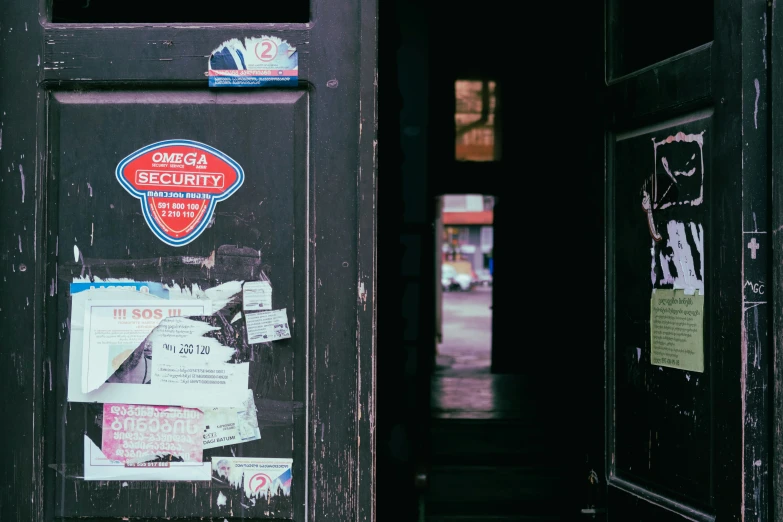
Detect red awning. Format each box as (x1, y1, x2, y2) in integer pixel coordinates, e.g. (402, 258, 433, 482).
(442, 210, 493, 225)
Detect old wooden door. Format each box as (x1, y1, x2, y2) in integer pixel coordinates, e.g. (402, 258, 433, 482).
(605, 0, 769, 520)
(0, 1, 376, 521)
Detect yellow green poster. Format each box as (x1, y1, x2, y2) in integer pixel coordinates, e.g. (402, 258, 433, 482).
(650, 289, 704, 373)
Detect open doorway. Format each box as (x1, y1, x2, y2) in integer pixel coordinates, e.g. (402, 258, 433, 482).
(435, 194, 494, 376)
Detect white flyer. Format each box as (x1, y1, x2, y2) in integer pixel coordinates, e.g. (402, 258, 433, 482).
(83, 435, 211, 482)
(243, 281, 273, 312)
(68, 293, 249, 408)
(246, 309, 291, 344)
(82, 300, 208, 393)
(203, 389, 261, 449)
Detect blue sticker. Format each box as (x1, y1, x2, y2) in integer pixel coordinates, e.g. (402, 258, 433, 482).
(70, 282, 170, 298)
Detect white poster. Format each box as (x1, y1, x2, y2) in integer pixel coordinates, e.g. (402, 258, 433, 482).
(82, 300, 208, 393)
(68, 289, 249, 408)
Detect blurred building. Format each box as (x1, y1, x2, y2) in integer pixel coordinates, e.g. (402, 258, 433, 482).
(441, 194, 493, 273)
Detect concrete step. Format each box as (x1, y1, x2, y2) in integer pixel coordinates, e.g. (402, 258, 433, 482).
(429, 418, 567, 466)
(424, 465, 572, 518)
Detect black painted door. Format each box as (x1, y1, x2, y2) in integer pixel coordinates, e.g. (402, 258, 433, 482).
(605, 1, 769, 521)
(0, 1, 376, 521)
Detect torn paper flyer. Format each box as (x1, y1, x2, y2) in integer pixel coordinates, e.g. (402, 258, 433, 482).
(81, 300, 208, 393)
(84, 435, 210, 481)
(68, 283, 168, 404)
(71, 300, 249, 408)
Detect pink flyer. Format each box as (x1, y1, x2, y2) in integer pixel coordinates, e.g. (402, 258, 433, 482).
(102, 404, 205, 465)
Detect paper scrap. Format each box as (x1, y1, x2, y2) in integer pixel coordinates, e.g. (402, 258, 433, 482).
(212, 457, 292, 499)
(243, 281, 272, 312)
(102, 404, 205, 464)
(83, 435, 210, 481)
(650, 289, 704, 372)
(246, 309, 291, 344)
(82, 300, 208, 393)
(203, 389, 261, 449)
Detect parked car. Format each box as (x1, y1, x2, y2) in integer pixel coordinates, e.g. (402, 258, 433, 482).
(474, 268, 493, 286)
(442, 264, 472, 291)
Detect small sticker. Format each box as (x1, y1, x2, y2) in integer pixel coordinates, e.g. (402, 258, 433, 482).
(116, 140, 244, 247)
(202, 389, 261, 449)
(212, 457, 292, 499)
(208, 36, 298, 88)
(71, 281, 169, 299)
(246, 309, 291, 344)
(243, 281, 272, 312)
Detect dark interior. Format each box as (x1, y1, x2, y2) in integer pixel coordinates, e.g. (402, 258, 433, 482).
(611, 0, 713, 76)
(376, 0, 716, 519)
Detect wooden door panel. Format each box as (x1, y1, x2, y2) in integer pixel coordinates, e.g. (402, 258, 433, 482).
(604, 0, 768, 519)
(49, 90, 307, 518)
(610, 111, 713, 510)
(0, 0, 377, 520)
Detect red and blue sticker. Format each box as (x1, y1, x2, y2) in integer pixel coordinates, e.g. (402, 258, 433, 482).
(116, 140, 244, 247)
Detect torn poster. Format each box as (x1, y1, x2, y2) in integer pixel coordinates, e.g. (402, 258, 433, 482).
(212, 457, 292, 500)
(243, 280, 272, 312)
(246, 308, 291, 344)
(82, 300, 208, 393)
(68, 283, 167, 403)
(208, 36, 298, 87)
(69, 295, 249, 408)
(83, 435, 210, 481)
(102, 404, 205, 464)
(203, 389, 261, 449)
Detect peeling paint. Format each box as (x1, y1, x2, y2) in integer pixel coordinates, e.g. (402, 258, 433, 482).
(754, 78, 760, 129)
(19, 163, 25, 203)
(358, 281, 367, 310)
